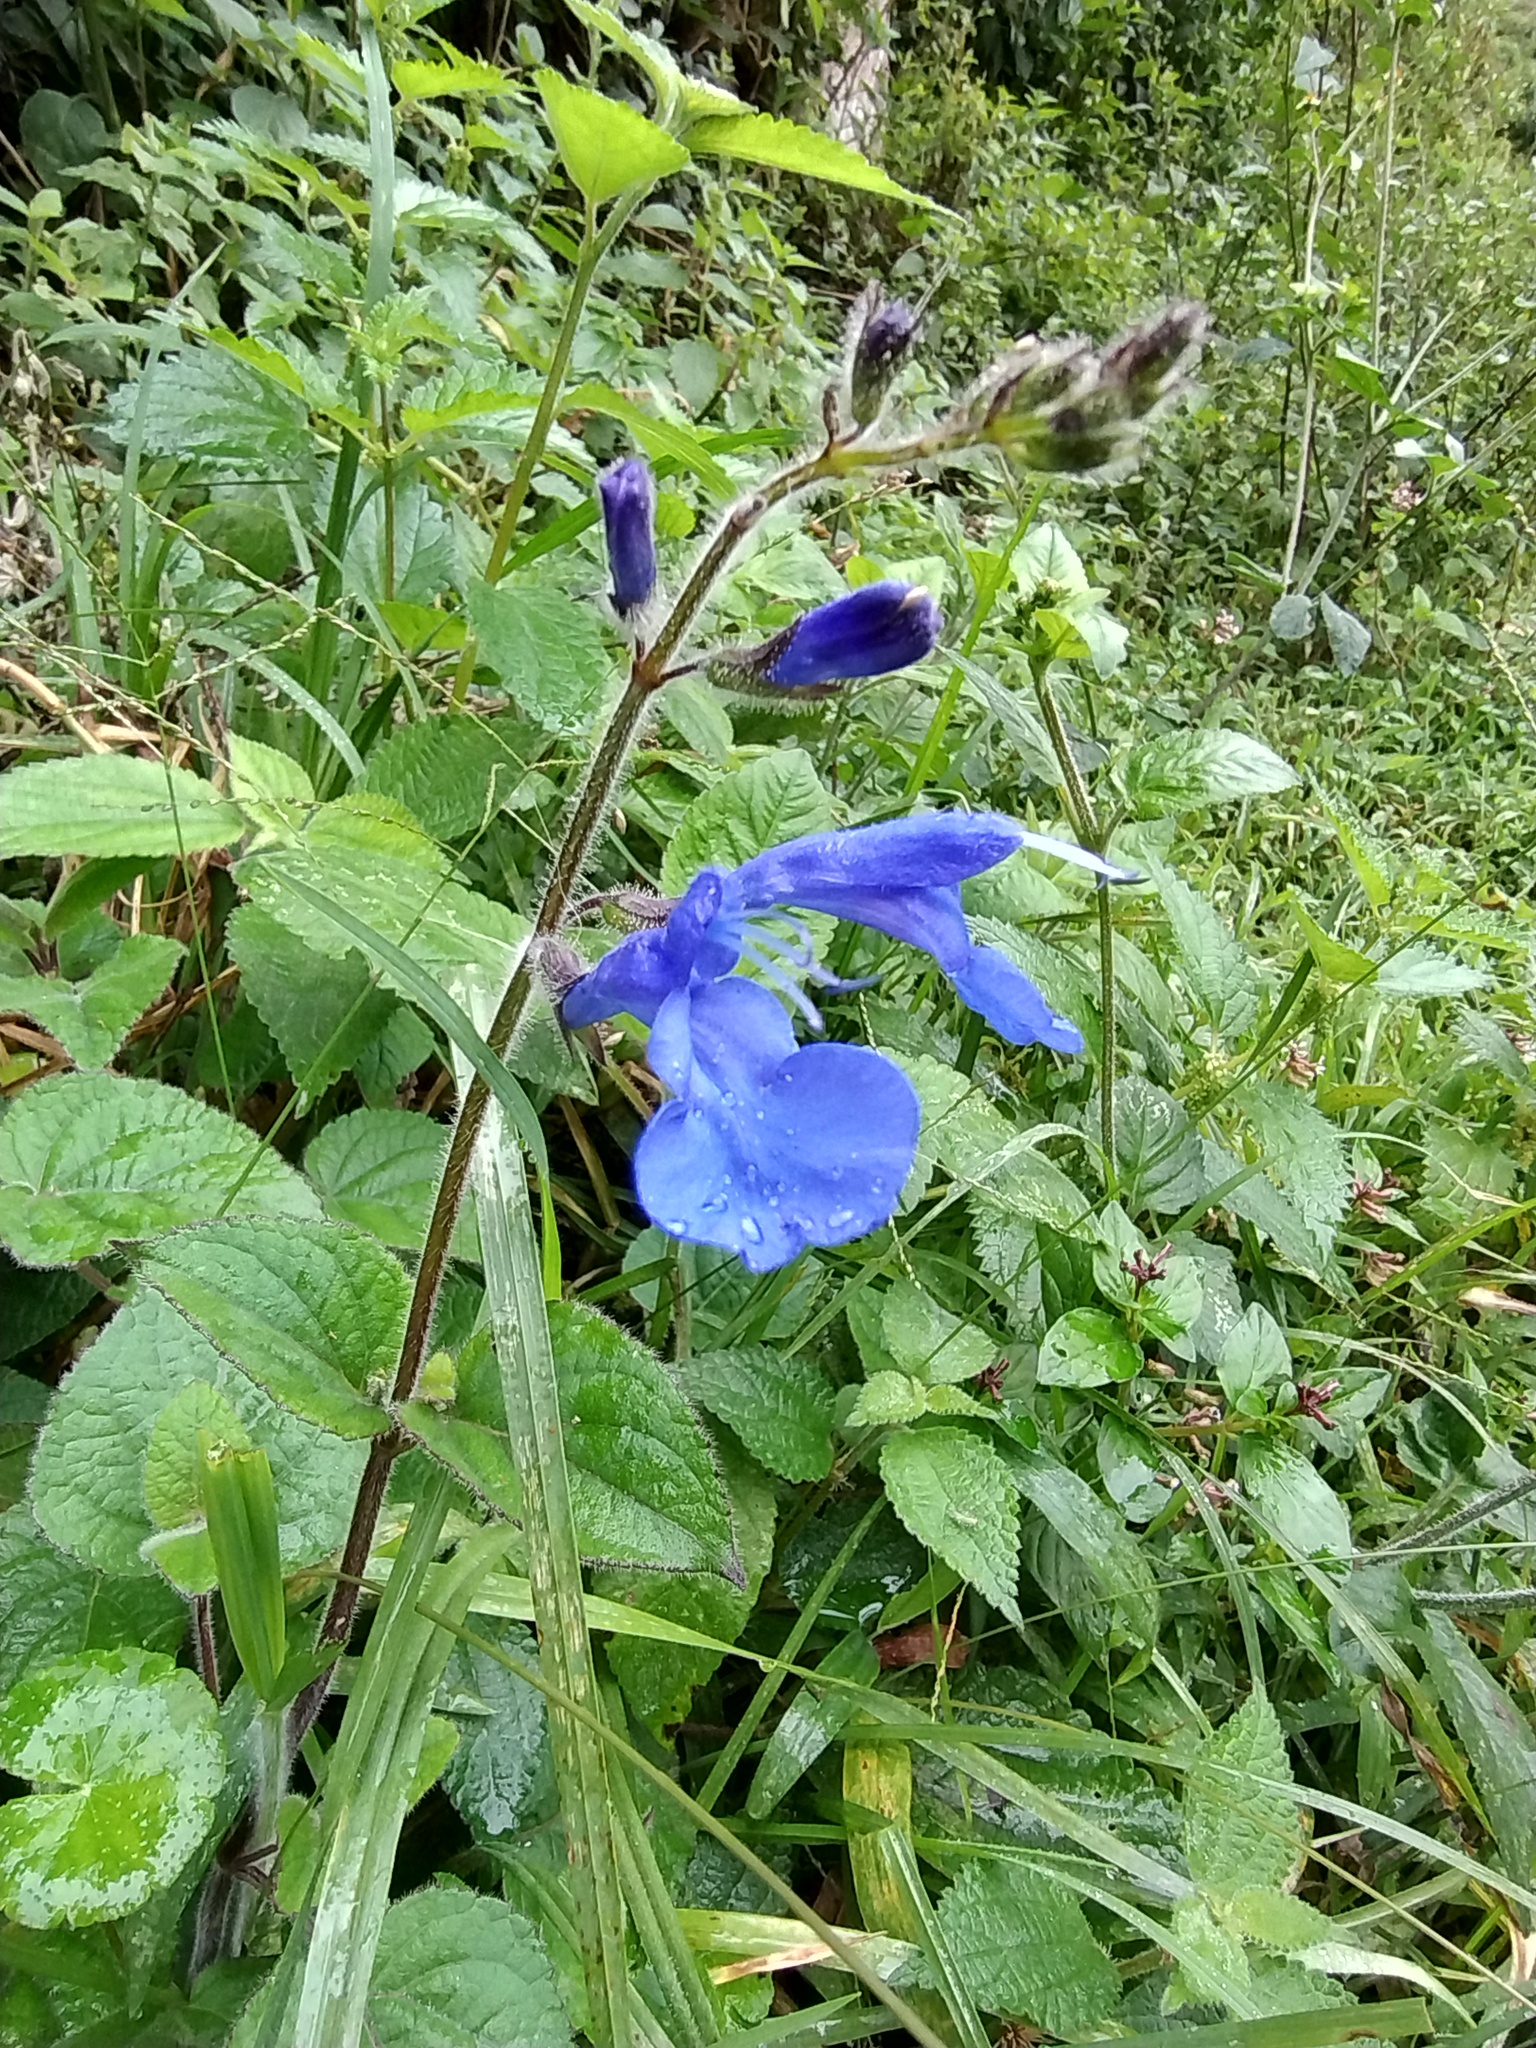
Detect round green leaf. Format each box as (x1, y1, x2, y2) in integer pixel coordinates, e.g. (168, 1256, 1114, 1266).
(0, 1649, 225, 1928)
(1037, 1307, 1142, 1387)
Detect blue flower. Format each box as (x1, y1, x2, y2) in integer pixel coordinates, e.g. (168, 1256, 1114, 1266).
(724, 581, 943, 694)
(563, 812, 1121, 1270)
(598, 456, 657, 616)
(851, 292, 920, 425)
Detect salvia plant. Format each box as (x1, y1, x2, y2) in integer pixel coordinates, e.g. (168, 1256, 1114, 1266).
(2, 4, 1535, 2047)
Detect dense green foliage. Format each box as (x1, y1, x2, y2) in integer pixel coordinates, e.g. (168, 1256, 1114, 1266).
(2, 2, 1536, 2045)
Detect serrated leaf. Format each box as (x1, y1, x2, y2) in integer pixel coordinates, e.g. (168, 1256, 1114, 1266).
(937, 1858, 1120, 2032)
(304, 1107, 479, 1258)
(1151, 863, 1257, 1038)
(660, 751, 834, 893)
(0, 1649, 225, 1928)
(746, 1629, 878, 1818)
(1113, 1074, 1209, 1215)
(687, 109, 938, 210)
(142, 1381, 250, 1533)
(1419, 1610, 1536, 1884)
(466, 580, 613, 733)
(1319, 593, 1371, 675)
(1184, 1693, 1301, 1900)
(0, 1073, 319, 1267)
(879, 1428, 1020, 1621)
(140, 1218, 403, 1438)
(0, 1506, 184, 1697)
(676, 1345, 835, 1481)
(392, 54, 514, 100)
(1238, 1435, 1351, 1566)
(360, 714, 535, 839)
(1126, 730, 1298, 816)
(0, 757, 243, 859)
(226, 904, 397, 1098)
(106, 346, 314, 473)
(1221, 1885, 1332, 1948)
(898, 1053, 1087, 1232)
(29, 1288, 366, 1580)
(1037, 1306, 1141, 1387)
(405, 1300, 736, 1574)
(536, 68, 689, 204)
(1003, 1442, 1160, 1645)
(439, 1618, 554, 1841)
(845, 1371, 931, 1426)
(0, 934, 183, 1069)
(1239, 1076, 1351, 1244)
(365, 1887, 569, 2048)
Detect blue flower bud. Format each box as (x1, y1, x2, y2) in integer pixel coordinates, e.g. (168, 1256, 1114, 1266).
(598, 456, 657, 615)
(850, 289, 920, 425)
(742, 581, 942, 691)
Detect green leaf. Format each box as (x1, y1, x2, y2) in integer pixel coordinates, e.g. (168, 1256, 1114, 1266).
(687, 109, 937, 209)
(676, 1345, 835, 1482)
(1037, 1306, 1141, 1387)
(1238, 1435, 1351, 1566)
(360, 714, 535, 839)
(405, 1301, 736, 1575)
(564, 0, 749, 123)
(597, 1436, 775, 1728)
(535, 68, 689, 205)
(1125, 731, 1298, 816)
(304, 1107, 479, 1258)
(937, 1858, 1120, 2032)
(366, 1884, 569, 2048)
(1319, 593, 1371, 676)
(1183, 1693, 1301, 1901)
(1419, 1610, 1536, 1884)
(1151, 863, 1258, 1039)
(439, 1617, 554, 1841)
(29, 1287, 367, 1580)
(140, 1218, 404, 1439)
(1003, 1442, 1160, 1646)
(392, 54, 515, 100)
(560, 382, 734, 498)
(226, 905, 397, 1098)
(0, 757, 243, 860)
(1112, 1075, 1209, 1216)
(746, 1628, 878, 1818)
(845, 1371, 932, 1426)
(106, 346, 314, 473)
(0, 1506, 184, 1697)
(660, 751, 833, 894)
(466, 580, 613, 734)
(879, 1428, 1021, 1622)
(898, 1054, 1088, 1233)
(0, 1072, 319, 1267)
(1217, 1305, 1291, 1413)
(881, 1278, 996, 1386)
(0, 1649, 225, 1929)
(0, 934, 183, 1069)
(1015, 522, 1089, 601)
(1238, 1077, 1351, 1249)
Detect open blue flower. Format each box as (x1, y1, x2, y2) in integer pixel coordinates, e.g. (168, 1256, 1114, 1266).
(563, 812, 1121, 1270)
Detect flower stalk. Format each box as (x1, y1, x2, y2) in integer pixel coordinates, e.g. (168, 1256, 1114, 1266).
(1029, 652, 1118, 1183)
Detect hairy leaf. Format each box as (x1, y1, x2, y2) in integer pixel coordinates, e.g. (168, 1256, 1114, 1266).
(937, 1858, 1119, 2031)
(879, 1428, 1021, 1622)
(0, 758, 243, 860)
(676, 1345, 835, 1482)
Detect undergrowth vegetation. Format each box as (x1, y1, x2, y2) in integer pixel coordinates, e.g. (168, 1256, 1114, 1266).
(2, 2, 1536, 2044)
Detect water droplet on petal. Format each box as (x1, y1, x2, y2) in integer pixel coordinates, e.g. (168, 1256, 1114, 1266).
(701, 1195, 727, 1215)
(740, 1217, 763, 1245)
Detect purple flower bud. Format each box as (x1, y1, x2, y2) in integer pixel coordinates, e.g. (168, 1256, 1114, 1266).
(734, 581, 943, 692)
(850, 288, 920, 425)
(598, 456, 657, 615)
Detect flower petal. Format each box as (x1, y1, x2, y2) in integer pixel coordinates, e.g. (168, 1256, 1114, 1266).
(760, 582, 942, 689)
(598, 456, 657, 614)
(735, 813, 1124, 905)
(951, 944, 1084, 1052)
(635, 1036, 920, 1272)
(645, 977, 795, 1100)
(561, 870, 741, 1029)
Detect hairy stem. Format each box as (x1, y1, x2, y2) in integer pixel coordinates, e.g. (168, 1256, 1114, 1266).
(1030, 655, 1116, 1177)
